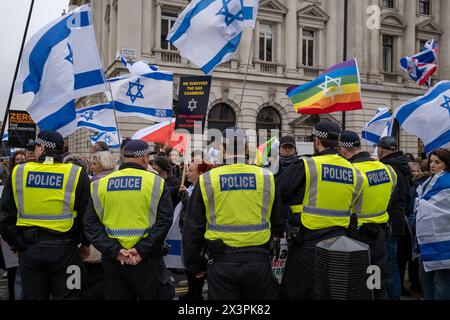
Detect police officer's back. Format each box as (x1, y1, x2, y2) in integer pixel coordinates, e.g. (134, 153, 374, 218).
(84, 140, 173, 300)
(280, 121, 364, 300)
(0, 131, 91, 300)
(338, 131, 397, 300)
(182, 129, 283, 300)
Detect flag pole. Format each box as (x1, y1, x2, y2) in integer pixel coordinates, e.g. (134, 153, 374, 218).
(1, 0, 35, 139)
(341, 0, 348, 131)
(235, 29, 255, 130)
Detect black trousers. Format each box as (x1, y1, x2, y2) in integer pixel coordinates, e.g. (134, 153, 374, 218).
(206, 252, 279, 300)
(19, 239, 84, 300)
(183, 269, 205, 300)
(102, 256, 160, 300)
(280, 228, 346, 300)
(352, 224, 391, 300)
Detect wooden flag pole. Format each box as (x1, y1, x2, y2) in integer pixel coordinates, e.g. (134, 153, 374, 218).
(1, 0, 35, 139)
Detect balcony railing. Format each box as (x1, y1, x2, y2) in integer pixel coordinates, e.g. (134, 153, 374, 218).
(382, 72, 402, 83)
(302, 66, 322, 78)
(217, 61, 232, 70)
(259, 61, 277, 74)
(160, 50, 181, 64)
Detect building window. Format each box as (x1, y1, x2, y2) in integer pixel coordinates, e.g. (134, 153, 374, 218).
(161, 13, 177, 51)
(419, 0, 431, 15)
(382, 0, 394, 8)
(207, 103, 236, 132)
(302, 30, 315, 67)
(256, 107, 281, 140)
(383, 35, 394, 72)
(259, 24, 273, 62)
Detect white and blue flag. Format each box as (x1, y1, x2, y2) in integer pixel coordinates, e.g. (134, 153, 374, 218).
(415, 171, 450, 272)
(2, 133, 8, 142)
(90, 131, 121, 149)
(117, 52, 159, 74)
(76, 103, 117, 132)
(393, 80, 450, 154)
(362, 107, 392, 144)
(167, 0, 258, 75)
(108, 72, 173, 122)
(14, 5, 107, 137)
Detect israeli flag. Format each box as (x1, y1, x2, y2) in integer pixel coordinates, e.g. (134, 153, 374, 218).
(415, 171, 450, 272)
(76, 103, 117, 132)
(167, 0, 258, 75)
(117, 52, 159, 74)
(2, 133, 8, 142)
(15, 5, 107, 98)
(362, 107, 392, 144)
(90, 131, 121, 149)
(108, 72, 173, 122)
(393, 80, 450, 154)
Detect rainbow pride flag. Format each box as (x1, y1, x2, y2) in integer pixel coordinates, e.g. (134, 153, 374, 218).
(287, 59, 363, 114)
(255, 137, 279, 167)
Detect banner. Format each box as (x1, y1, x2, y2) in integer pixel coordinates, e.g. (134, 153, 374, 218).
(8, 110, 36, 148)
(175, 76, 212, 134)
(271, 238, 288, 283)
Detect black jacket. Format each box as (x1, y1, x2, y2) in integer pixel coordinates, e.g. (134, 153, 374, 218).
(0, 156, 91, 250)
(182, 164, 284, 275)
(83, 162, 173, 260)
(380, 151, 411, 237)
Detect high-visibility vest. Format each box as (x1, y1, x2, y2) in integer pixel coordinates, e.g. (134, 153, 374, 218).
(12, 162, 81, 232)
(290, 154, 363, 230)
(198, 164, 275, 248)
(91, 168, 164, 249)
(351, 161, 397, 225)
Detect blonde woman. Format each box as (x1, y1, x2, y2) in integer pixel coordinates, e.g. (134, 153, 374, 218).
(91, 151, 116, 181)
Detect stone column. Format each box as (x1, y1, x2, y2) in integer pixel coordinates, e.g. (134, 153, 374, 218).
(117, 0, 142, 59)
(254, 19, 260, 61)
(404, 0, 416, 57)
(318, 29, 325, 68)
(325, 0, 338, 67)
(298, 25, 303, 66)
(276, 23, 282, 64)
(101, 1, 109, 65)
(368, 0, 381, 81)
(154, 1, 162, 49)
(142, 0, 153, 55)
(440, 0, 450, 80)
(108, 0, 118, 65)
(354, 0, 364, 72)
(239, 28, 253, 69)
(284, 0, 297, 75)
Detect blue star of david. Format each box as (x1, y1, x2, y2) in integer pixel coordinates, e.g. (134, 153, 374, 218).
(441, 96, 450, 116)
(81, 111, 94, 121)
(216, 0, 244, 26)
(104, 135, 112, 144)
(65, 43, 73, 64)
(126, 78, 145, 104)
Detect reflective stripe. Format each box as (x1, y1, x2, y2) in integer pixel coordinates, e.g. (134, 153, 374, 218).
(203, 172, 217, 224)
(19, 213, 73, 221)
(106, 228, 147, 237)
(357, 211, 386, 219)
(260, 168, 271, 224)
(386, 165, 397, 194)
(62, 165, 79, 214)
(353, 193, 363, 215)
(290, 205, 302, 213)
(351, 168, 364, 207)
(149, 176, 162, 227)
(304, 157, 318, 207)
(15, 164, 26, 214)
(208, 222, 270, 233)
(92, 180, 104, 221)
(303, 206, 351, 217)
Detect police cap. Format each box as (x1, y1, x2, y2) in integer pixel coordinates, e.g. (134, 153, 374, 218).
(35, 131, 64, 151)
(123, 139, 151, 158)
(312, 120, 341, 141)
(338, 131, 361, 148)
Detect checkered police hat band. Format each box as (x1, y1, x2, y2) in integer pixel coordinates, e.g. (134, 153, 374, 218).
(312, 128, 328, 139)
(125, 148, 151, 158)
(338, 141, 356, 148)
(35, 137, 57, 149)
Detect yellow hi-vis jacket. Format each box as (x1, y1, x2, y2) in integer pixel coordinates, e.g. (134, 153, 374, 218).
(198, 164, 275, 248)
(12, 162, 81, 232)
(351, 161, 397, 225)
(290, 154, 364, 230)
(91, 168, 164, 249)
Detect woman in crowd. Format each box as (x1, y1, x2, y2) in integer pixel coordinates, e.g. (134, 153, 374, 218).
(178, 160, 214, 300)
(415, 148, 450, 300)
(90, 151, 116, 181)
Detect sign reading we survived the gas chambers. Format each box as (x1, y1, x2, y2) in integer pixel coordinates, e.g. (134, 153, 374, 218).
(175, 76, 212, 134)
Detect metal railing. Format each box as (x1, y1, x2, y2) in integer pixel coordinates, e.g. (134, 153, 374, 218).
(160, 50, 181, 64)
(260, 61, 277, 74)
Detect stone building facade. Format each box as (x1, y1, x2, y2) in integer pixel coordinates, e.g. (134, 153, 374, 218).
(68, 0, 450, 158)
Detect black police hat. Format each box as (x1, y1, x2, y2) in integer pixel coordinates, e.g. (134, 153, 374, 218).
(123, 139, 151, 158)
(376, 136, 398, 151)
(312, 120, 341, 141)
(35, 131, 64, 151)
(339, 131, 361, 148)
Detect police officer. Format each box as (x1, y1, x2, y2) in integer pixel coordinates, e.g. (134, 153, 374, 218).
(338, 131, 397, 299)
(280, 121, 364, 300)
(182, 128, 283, 300)
(84, 140, 173, 300)
(0, 131, 91, 299)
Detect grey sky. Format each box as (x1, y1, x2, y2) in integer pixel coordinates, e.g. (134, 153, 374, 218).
(0, 0, 69, 120)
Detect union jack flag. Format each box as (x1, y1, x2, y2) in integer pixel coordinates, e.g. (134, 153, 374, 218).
(400, 39, 438, 87)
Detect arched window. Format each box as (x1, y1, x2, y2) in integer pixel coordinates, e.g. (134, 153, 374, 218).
(256, 107, 281, 134)
(207, 103, 236, 132)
